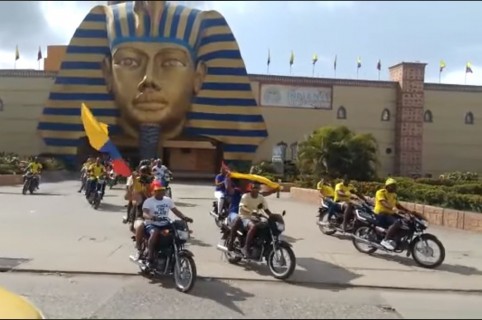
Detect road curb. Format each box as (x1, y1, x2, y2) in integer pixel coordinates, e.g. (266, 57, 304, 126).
(3, 267, 482, 294)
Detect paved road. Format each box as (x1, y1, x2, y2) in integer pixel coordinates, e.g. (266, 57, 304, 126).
(2, 272, 482, 319)
(1, 180, 482, 318)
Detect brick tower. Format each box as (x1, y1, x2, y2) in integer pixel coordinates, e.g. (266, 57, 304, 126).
(389, 62, 427, 176)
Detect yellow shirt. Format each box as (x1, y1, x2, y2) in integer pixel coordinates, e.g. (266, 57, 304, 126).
(239, 193, 268, 218)
(88, 164, 105, 178)
(29, 162, 43, 174)
(374, 188, 398, 215)
(334, 182, 355, 202)
(316, 182, 335, 198)
(132, 176, 149, 194)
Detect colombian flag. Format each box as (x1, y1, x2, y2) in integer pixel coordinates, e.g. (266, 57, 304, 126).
(80, 103, 131, 177)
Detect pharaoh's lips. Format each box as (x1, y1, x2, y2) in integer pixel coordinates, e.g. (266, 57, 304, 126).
(134, 94, 167, 110)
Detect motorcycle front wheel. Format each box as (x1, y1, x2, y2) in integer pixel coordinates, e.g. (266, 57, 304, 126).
(267, 241, 296, 280)
(22, 181, 29, 195)
(173, 252, 197, 293)
(318, 211, 337, 235)
(410, 233, 445, 269)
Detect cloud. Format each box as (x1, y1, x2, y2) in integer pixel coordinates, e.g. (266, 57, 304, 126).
(426, 66, 482, 85)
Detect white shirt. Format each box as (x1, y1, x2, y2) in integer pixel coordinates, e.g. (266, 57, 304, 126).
(152, 165, 169, 180)
(142, 196, 175, 226)
(126, 175, 134, 188)
(239, 193, 268, 218)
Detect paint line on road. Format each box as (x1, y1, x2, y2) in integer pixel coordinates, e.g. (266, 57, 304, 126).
(3, 267, 482, 294)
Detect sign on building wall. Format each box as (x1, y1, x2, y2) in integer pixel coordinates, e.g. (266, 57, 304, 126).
(260, 84, 332, 109)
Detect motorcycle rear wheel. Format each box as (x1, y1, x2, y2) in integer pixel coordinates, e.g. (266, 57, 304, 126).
(352, 226, 378, 254)
(318, 212, 337, 235)
(224, 239, 242, 264)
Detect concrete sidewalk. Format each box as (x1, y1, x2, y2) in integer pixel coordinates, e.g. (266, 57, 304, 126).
(1, 181, 482, 291)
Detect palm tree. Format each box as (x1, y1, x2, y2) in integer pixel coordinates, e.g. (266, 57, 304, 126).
(296, 126, 378, 181)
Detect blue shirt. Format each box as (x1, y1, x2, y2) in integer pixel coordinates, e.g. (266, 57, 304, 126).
(229, 189, 242, 214)
(215, 174, 226, 192)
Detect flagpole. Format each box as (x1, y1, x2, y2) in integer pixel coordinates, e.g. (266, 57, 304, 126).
(14, 60, 16, 70)
(439, 70, 441, 84)
(312, 64, 315, 77)
(378, 70, 380, 81)
(290, 65, 292, 75)
(38, 60, 41, 71)
(356, 68, 359, 80)
(267, 64, 270, 75)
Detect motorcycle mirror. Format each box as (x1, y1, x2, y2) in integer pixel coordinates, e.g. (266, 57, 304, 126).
(282, 210, 286, 216)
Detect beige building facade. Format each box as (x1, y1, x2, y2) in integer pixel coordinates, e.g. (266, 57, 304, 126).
(0, 61, 480, 177)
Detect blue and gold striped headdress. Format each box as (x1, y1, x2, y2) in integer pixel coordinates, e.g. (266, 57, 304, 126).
(37, 1, 268, 164)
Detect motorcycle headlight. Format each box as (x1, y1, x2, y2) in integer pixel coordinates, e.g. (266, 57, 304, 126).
(276, 222, 285, 232)
(177, 230, 189, 241)
(421, 219, 429, 228)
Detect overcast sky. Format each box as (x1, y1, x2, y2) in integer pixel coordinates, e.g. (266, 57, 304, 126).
(0, 1, 481, 85)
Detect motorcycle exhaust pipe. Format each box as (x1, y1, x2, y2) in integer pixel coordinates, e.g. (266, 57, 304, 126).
(216, 244, 228, 252)
(210, 211, 219, 219)
(317, 221, 330, 226)
(352, 236, 386, 251)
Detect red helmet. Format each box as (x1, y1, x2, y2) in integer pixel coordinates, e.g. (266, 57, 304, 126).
(151, 180, 165, 191)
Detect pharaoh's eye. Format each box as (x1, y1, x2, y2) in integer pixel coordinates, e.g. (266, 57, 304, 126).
(117, 57, 139, 67)
(162, 59, 185, 68)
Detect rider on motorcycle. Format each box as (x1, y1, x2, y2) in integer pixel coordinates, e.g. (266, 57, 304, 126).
(135, 180, 192, 268)
(224, 177, 249, 225)
(317, 177, 336, 219)
(85, 157, 106, 199)
(374, 178, 417, 250)
(25, 157, 43, 190)
(78, 157, 94, 193)
(152, 159, 172, 185)
(335, 175, 368, 233)
(228, 182, 272, 258)
(213, 166, 228, 216)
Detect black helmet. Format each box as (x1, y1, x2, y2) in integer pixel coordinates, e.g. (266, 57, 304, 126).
(139, 165, 151, 176)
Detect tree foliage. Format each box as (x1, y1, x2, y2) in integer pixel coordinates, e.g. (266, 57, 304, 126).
(296, 125, 379, 181)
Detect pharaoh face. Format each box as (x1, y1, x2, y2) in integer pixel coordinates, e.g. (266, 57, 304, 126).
(103, 42, 206, 139)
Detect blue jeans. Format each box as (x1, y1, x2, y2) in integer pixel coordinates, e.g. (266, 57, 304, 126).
(376, 214, 398, 229)
(323, 198, 338, 219)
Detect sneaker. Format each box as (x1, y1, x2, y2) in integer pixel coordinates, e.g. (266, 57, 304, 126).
(381, 240, 396, 251)
(132, 251, 143, 261)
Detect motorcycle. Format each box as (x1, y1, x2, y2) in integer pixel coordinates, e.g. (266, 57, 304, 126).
(87, 176, 106, 210)
(216, 209, 296, 280)
(317, 199, 373, 235)
(351, 211, 446, 269)
(107, 170, 118, 189)
(164, 173, 173, 198)
(209, 196, 231, 229)
(130, 218, 197, 293)
(22, 172, 39, 195)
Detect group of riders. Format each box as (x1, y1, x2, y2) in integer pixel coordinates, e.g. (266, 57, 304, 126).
(77, 156, 189, 269)
(316, 175, 424, 251)
(75, 154, 425, 258)
(24, 152, 425, 255)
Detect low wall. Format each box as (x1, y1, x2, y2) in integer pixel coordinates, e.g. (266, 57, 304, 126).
(290, 187, 482, 233)
(0, 174, 23, 186)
